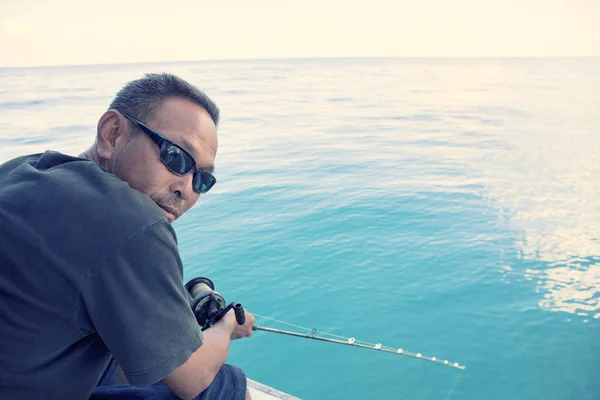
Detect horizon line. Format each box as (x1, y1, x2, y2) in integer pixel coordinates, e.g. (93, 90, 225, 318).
(1, 55, 599, 70)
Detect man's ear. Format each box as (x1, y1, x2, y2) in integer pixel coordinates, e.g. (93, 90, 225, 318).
(96, 110, 131, 160)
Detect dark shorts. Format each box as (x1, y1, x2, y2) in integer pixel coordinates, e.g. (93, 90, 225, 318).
(90, 358, 247, 400)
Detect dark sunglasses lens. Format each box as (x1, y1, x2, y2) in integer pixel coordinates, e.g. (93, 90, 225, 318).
(161, 145, 194, 175)
(193, 171, 216, 194)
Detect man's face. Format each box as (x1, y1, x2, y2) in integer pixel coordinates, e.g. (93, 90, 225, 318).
(107, 97, 218, 222)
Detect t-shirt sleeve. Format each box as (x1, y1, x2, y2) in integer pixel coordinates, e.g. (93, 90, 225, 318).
(78, 218, 203, 386)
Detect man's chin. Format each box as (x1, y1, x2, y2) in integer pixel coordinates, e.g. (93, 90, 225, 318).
(164, 211, 176, 223)
(156, 203, 178, 223)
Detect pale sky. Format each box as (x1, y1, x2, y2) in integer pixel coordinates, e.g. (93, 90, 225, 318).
(0, 0, 599, 67)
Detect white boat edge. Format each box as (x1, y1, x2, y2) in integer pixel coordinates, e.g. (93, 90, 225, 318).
(247, 378, 300, 400)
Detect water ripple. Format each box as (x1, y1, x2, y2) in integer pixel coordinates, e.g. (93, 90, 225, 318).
(2, 58, 600, 400)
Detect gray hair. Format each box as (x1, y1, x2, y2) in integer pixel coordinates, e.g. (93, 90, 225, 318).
(108, 73, 220, 127)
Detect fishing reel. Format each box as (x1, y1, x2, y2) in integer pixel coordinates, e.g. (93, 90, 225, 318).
(185, 277, 246, 331)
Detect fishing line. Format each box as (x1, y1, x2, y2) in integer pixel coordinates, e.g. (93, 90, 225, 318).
(445, 375, 461, 400)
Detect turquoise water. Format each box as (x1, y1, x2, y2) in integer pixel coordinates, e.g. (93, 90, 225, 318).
(1, 58, 599, 399)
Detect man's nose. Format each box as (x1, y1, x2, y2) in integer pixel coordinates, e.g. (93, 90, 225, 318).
(172, 172, 195, 200)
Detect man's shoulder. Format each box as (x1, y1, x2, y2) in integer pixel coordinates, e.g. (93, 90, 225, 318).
(0, 150, 104, 184)
(1, 150, 166, 237)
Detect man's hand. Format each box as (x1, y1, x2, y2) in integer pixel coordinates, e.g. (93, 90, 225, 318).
(162, 307, 255, 399)
(220, 308, 255, 340)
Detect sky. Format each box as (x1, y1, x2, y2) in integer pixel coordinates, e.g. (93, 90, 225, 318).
(0, 0, 599, 67)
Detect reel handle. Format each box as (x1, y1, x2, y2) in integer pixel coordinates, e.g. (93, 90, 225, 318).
(201, 302, 247, 331)
(233, 302, 245, 325)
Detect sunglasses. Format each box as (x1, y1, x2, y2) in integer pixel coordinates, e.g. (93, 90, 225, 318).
(123, 114, 217, 194)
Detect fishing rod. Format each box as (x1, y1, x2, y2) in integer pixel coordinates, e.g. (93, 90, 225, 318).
(185, 277, 466, 370)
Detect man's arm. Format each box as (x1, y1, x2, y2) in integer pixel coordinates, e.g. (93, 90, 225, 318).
(162, 309, 255, 400)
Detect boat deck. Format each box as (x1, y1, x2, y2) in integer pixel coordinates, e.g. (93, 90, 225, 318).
(247, 379, 300, 400)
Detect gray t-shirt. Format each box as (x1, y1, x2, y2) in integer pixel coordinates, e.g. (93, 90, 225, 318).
(0, 151, 204, 399)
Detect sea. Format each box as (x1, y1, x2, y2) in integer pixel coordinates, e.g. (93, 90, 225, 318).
(0, 58, 599, 400)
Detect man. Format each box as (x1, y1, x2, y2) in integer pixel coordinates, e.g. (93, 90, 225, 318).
(0, 73, 255, 400)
